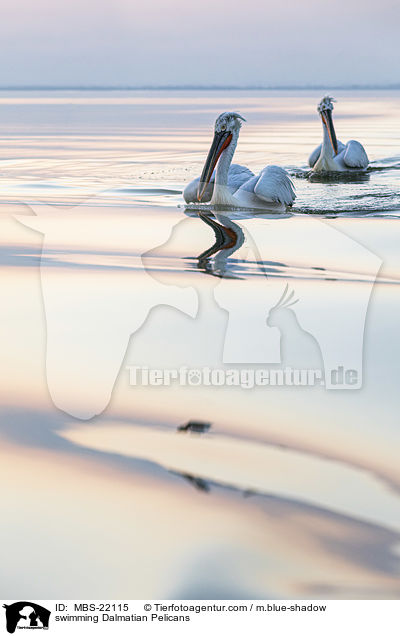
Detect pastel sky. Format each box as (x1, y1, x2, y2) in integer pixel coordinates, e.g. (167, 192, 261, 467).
(1, 0, 399, 87)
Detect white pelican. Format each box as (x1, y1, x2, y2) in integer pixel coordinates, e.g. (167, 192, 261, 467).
(309, 96, 369, 173)
(184, 112, 295, 211)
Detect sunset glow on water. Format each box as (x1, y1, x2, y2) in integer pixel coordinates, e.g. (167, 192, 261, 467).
(1, 89, 400, 599)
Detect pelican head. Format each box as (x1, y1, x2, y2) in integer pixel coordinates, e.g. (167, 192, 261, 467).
(317, 95, 338, 155)
(197, 112, 246, 202)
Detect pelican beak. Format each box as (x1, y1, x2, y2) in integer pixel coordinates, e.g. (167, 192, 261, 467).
(321, 109, 338, 155)
(197, 130, 232, 201)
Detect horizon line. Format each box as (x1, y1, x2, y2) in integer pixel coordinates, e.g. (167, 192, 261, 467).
(0, 84, 399, 91)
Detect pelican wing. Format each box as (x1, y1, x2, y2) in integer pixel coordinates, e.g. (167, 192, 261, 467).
(342, 140, 369, 169)
(253, 165, 296, 206)
(227, 163, 255, 191)
(308, 141, 346, 168)
(308, 143, 322, 168)
(183, 163, 254, 203)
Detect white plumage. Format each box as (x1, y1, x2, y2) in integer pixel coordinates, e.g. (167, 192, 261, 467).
(309, 139, 369, 171)
(183, 163, 254, 203)
(238, 165, 296, 207)
(309, 96, 369, 173)
(184, 112, 295, 211)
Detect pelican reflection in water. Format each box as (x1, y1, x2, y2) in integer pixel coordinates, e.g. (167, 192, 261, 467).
(184, 112, 295, 211)
(191, 210, 291, 278)
(195, 213, 245, 278)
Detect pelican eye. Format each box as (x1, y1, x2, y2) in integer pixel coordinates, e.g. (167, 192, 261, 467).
(220, 124, 227, 131)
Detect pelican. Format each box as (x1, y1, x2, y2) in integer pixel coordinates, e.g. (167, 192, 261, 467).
(309, 96, 369, 173)
(184, 112, 295, 211)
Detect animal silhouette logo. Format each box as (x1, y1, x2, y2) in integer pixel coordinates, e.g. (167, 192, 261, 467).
(15, 201, 381, 419)
(15, 201, 198, 419)
(267, 284, 299, 320)
(2, 602, 50, 633)
(213, 216, 381, 388)
(267, 285, 323, 372)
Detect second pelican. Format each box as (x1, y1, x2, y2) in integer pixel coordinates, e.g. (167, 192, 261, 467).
(184, 112, 295, 211)
(309, 96, 369, 173)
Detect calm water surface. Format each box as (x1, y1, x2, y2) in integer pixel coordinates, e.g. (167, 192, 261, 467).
(0, 90, 399, 599)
